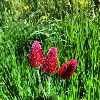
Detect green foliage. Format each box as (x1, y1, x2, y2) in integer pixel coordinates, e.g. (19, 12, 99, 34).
(0, 0, 100, 100)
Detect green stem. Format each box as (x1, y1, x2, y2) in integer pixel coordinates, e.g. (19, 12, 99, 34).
(48, 76, 50, 95)
(37, 70, 46, 97)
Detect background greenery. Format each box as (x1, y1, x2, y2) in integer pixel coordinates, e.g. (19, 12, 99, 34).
(0, 0, 100, 100)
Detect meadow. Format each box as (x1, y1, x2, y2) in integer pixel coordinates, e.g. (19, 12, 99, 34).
(0, 0, 100, 100)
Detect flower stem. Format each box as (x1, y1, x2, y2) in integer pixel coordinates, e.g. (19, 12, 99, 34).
(37, 70, 46, 97)
(48, 76, 50, 95)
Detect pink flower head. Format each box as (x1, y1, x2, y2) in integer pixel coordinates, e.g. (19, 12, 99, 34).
(42, 47, 58, 76)
(29, 41, 43, 69)
(58, 59, 77, 79)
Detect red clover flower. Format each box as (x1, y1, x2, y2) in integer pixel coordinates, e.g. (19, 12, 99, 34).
(42, 47, 58, 76)
(58, 59, 77, 79)
(29, 41, 43, 69)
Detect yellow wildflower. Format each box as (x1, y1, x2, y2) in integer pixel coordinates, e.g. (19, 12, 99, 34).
(41, 15, 47, 20)
(66, 2, 71, 7)
(47, 13, 50, 17)
(80, 1, 84, 5)
(24, 6, 29, 10)
(67, 2, 71, 6)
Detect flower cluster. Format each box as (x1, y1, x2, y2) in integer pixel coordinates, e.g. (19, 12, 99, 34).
(42, 47, 57, 76)
(29, 41, 77, 79)
(29, 41, 43, 69)
(58, 59, 77, 79)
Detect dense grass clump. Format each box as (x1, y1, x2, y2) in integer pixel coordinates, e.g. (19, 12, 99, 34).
(0, 0, 100, 100)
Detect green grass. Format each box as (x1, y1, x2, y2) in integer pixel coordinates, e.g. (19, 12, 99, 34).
(0, 0, 100, 100)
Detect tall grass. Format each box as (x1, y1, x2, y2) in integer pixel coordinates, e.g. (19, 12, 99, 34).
(0, 0, 100, 100)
